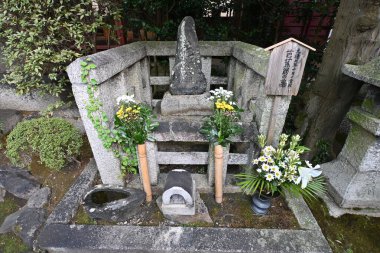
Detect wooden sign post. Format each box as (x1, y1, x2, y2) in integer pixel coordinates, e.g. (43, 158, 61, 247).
(264, 38, 315, 144)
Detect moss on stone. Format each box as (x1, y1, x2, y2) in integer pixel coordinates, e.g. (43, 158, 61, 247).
(362, 97, 375, 112)
(0, 197, 29, 253)
(0, 197, 19, 224)
(308, 198, 380, 253)
(74, 206, 96, 225)
(0, 233, 29, 253)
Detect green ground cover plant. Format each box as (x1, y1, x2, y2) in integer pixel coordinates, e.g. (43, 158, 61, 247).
(6, 117, 83, 170)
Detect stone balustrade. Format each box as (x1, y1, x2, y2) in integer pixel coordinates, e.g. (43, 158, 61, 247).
(67, 41, 292, 186)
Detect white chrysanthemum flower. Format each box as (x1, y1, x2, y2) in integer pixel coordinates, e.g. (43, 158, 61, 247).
(252, 159, 259, 165)
(270, 165, 279, 173)
(256, 168, 262, 173)
(116, 94, 135, 105)
(258, 156, 267, 162)
(262, 164, 270, 172)
(267, 157, 274, 164)
(274, 171, 282, 179)
(265, 173, 274, 182)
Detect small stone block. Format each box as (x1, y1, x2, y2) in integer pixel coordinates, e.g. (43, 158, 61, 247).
(160, 92, 212, 116)
(161, 170, 196, 216)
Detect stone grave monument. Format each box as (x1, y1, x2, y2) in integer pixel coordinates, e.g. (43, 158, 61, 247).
(161, 16, 212, 116)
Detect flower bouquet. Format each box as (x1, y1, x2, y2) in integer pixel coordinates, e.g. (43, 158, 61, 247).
(114, 95, 159, 145)
(236, 134, 326, 201)
(200, 87, 243, 147)
(114, 94, 159, 202)
(200, 87, 243, 203)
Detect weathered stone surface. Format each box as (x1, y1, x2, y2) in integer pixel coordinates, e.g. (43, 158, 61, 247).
(163, 171, 193, 203)
(0, 187, 5, 202)
(321, 192, 380, 218)
(26, 187, 51, 208)
(322, 158, 380, 209)
(284, 191, 321, 231)
(339, 122, 380, 172)
(0, 166, 40, 199)
(14, 207, 47, 247)
(348, 107, 380, 136)
(46, 160, 97, 224)
(83, 185, 145, 222)
(0, 85, 61, 111)
(38, 223, 331, 253)
(361, 86, 380, 117)
(232, 42, 270, 78)
(72, 83, 124, 185)
(157, 191, 213, 225)
(161, 92, 212, 116)
(153, 118, 256, 143)
(169, 17, 207, 95)
(0, 110, 22, 134)
(67, 42, 146, 85)
(143, 141, 159, 185)
(0, 206, 47, 247)
(161, 170, 195, 216)
(342, 57, 380, 87)
(0, 207, 23, 234)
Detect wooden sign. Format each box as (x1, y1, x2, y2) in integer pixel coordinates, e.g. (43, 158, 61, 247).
(264, 38, 315, 96)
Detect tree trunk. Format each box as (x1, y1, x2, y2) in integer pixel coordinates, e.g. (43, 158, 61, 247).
(300, 0, 380, 159)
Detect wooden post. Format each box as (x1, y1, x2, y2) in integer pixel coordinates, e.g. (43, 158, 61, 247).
(137, 143, 152, 202)
(264, 38, 315, 145)
(266, 96, 280, 145)
(214, 144, 224, 203)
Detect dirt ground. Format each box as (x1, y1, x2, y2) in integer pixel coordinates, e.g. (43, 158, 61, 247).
(73, 192, 299, 229)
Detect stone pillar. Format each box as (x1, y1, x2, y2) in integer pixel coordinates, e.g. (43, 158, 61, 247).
(322, 58, 380, 209)
(207, 144, 230, 186)
(144, 141, 160, 185)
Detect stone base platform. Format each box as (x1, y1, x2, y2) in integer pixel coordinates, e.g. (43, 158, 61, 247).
(160, 92, 213, 116)
(37, 163, 332, 253)
(321, 192, 380, 218)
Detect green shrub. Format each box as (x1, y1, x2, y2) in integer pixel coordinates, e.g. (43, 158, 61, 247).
(6, 117, 83, 170)
(0, 0, 121, 96)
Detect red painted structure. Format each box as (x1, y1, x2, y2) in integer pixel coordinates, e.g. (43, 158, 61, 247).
(279, 0, 337, 46)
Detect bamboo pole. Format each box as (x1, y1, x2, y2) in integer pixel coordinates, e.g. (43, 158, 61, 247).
(137, 143, 152, 202)
(214, 144, 224, 203)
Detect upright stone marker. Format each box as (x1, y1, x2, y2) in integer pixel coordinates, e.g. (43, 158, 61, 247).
(264, 38, 315, 144)
(169, 16, 207, 95)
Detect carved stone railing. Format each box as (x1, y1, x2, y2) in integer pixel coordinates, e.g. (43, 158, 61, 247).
(67, 41, 292, 186)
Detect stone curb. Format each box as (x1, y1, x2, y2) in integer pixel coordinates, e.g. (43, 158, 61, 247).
(38, 224, 331, 253)
(46, 159, 97, 224)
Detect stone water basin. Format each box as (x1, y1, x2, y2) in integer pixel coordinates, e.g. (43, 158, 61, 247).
(83, 184, 145, 222)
